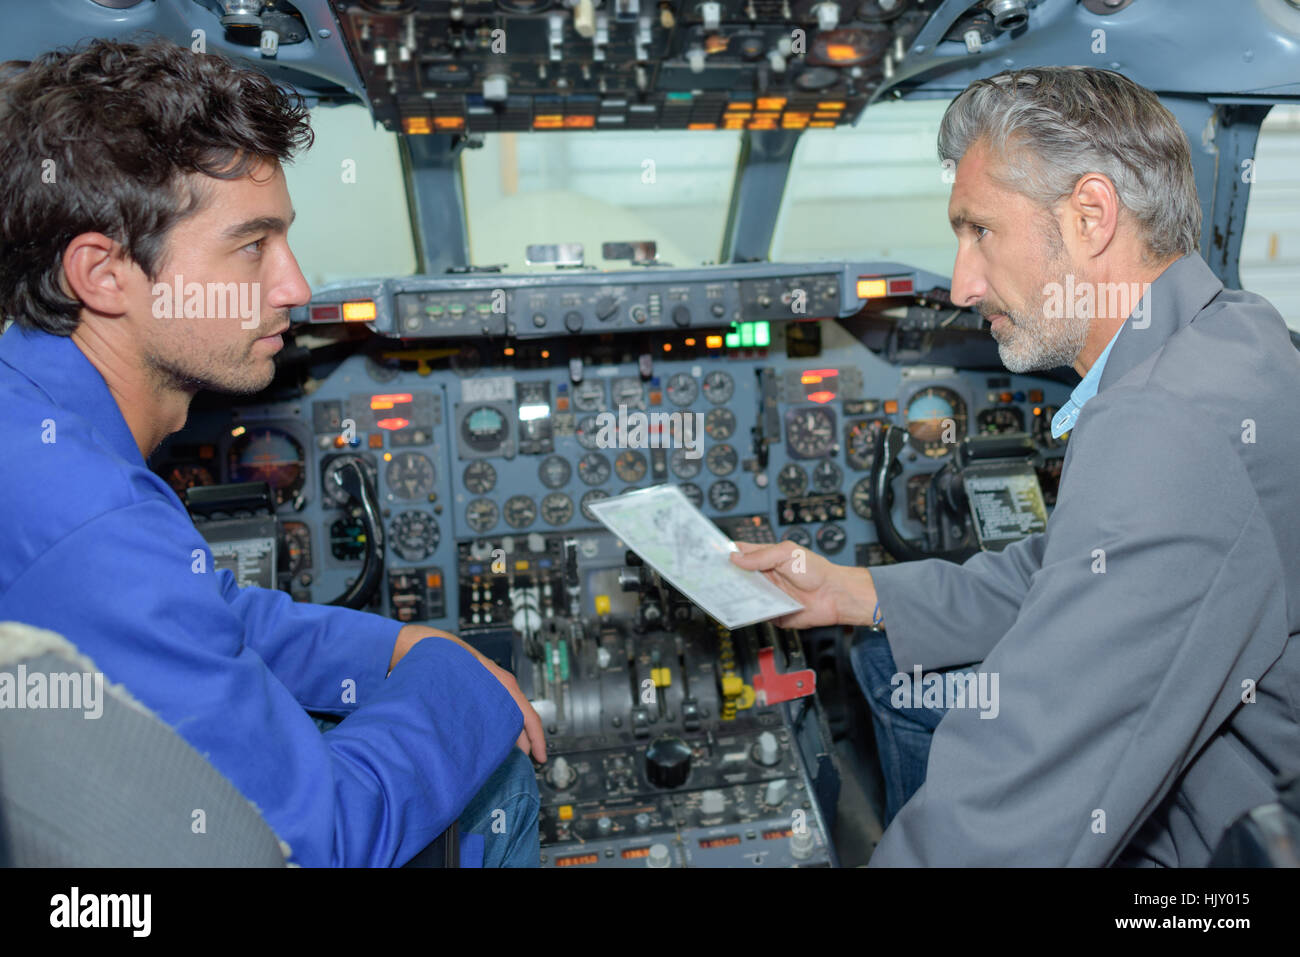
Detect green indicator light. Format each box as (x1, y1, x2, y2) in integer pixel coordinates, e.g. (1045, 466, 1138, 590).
(740, 323, 755, 347)
(725, 332, 740, 347)
(544, 641, 554, 683)
(559, 641, 570, 681)
(667, 92, 693, 103)
(755, 321, 770, 347)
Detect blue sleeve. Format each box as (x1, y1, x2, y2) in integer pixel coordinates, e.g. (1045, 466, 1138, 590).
(214, 571, 403, 714)
(3, 499, 524, 867)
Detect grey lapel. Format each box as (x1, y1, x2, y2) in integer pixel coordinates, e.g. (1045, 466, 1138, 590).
(1097, 254, 1224, 394)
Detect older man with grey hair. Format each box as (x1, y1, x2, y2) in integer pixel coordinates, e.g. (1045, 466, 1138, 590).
(732, 66, 1300, 865)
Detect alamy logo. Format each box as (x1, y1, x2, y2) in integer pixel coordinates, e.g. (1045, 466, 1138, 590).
(890, 665, 1000, 719)
(1043, 277, 1152, 329)
(151, 275, 262, 330)
(0, 665, 103, 719)
(50, 887, 151, 937)
(594, 405, 705, 459)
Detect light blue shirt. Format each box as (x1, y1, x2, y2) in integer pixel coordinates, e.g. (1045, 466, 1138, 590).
(1051, 326, 1125, 439)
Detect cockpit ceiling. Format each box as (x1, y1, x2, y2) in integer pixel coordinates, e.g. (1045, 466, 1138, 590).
(7, 1, 1297, 136)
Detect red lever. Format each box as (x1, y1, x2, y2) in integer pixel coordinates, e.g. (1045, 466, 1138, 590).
(751, 646, 816, 706)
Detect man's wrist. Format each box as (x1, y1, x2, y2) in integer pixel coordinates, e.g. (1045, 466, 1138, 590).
(390, 624, 458, 674)
(837, 566, 879, 628)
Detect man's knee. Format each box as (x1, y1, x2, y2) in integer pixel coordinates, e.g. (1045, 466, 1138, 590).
(461, 747, 540, 867)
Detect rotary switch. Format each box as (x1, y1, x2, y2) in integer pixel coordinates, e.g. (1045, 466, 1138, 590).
(645, 735, 692, 789)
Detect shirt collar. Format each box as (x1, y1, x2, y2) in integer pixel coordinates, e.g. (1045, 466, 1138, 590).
(1050, 324, 1123, 439)
(0, 324, 144, 464)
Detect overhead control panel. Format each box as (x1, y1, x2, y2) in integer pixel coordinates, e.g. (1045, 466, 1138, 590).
(337, 0, 937, 132)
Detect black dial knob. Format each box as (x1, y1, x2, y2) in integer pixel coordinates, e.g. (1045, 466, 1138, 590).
(645, 735, 692, 789)
(595, 296, 618, 321)
(672, 304, 691, 327)
(564, 310, 583, 333)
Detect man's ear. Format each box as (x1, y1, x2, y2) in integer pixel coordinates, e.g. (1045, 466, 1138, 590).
(61, 232, 137, 316)
(1065, 172, 1120, 257)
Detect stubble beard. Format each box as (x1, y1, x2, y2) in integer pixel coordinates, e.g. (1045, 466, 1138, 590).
(986, 236, 1090, 375)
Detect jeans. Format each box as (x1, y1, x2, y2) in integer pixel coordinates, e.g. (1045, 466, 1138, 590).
(850, 631, 980, 829)
(455, 746, 541, 868)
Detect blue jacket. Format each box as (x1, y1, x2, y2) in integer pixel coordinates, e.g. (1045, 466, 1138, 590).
(0, 325, 523, 866)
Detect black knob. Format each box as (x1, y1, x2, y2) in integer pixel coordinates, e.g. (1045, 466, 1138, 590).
(564, 310, 583, 333)
(595, 296, 618, 321)
(672, 304, 691, 327)
(710, 302, 726, 318)
(646, 735, 692, 789)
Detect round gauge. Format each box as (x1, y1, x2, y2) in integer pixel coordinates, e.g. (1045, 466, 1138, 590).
(978, 406, 1026, 435)
(850, 476, 873, 520)
(706, 444, 738, 476)
(708, 479, 739, 511)
(611, 377, 645, 411)
(503, 495, 537, 529)
(809, 28, 889, 66)
(777, 463, 808, 496)
(392, 510, 440, 561)
(165, 463, 215, 495)
(282, 521, 311, 577)
(572, 379, 606, 412)
(463, 460, 497, 494)
(678, 482, 704, 508)
(905, 386, 968, 458)
(461, 405, 509, 454)
(540, 492, 574, 525)
(704, 407, 736, 440)
(812, 460, 842, 493)
(665, 372, 699, 407)
(228, 426, 304, 506)
(321, 453, 377, 509)
(1034, 405, 1068, 449)
(702, 371, 734, 405)
(845, 418, 887, 471)
(577, 452, 611, 485)
(670, 447, 702, 479)
(816, 523, 847, 555)
(614, 450, 648, 483)
(580, 488, 610, 521)
(794, 66, 840, 91)
(785, 406, 837, 459)
(538, 454, 572, 489)
(329, 517, 366, 561)
(782, 526, 812, 548)
(466, 498, 499, 533)
(576, 414, 603, 450)
(386, 451, 435, 500)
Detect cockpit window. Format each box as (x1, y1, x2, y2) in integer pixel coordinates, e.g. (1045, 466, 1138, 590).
(771, 98, 956, 276)
(460, 131, 742, 271)
(280, 104, 417, 289)
(1240, 105, 1300, 330)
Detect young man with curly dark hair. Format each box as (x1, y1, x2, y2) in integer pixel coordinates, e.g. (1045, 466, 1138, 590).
(0, 37, 545, 867)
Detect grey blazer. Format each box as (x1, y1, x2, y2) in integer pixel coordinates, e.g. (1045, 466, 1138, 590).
(867, 254, 1300, 866)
